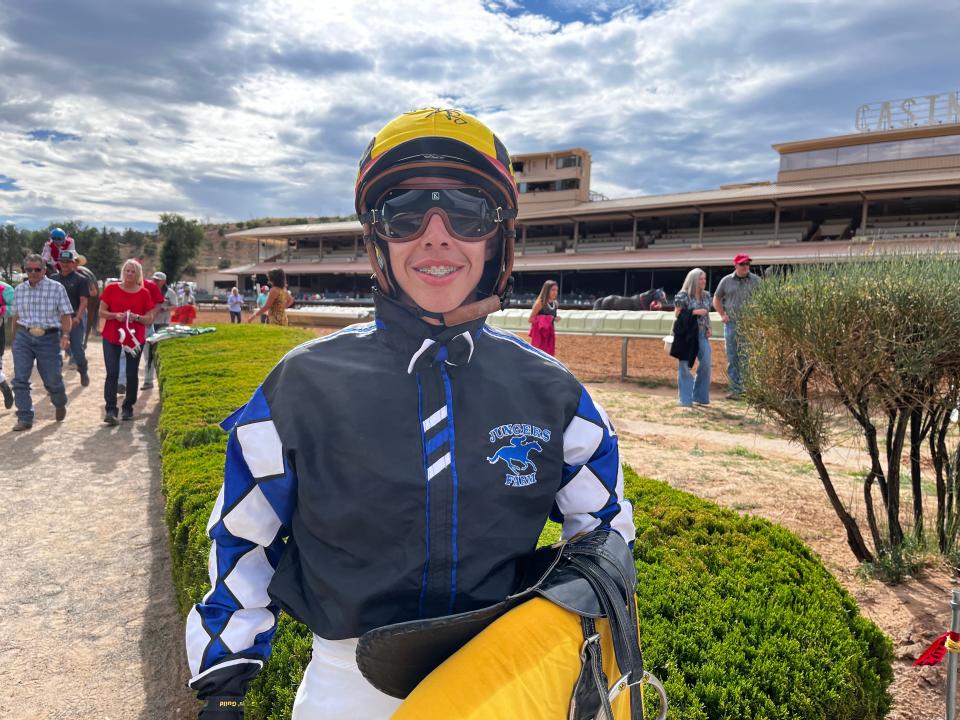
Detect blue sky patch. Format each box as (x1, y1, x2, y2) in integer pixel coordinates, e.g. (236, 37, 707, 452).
(27, 129, 81, 143)
(487, 0, 662, 25)
(0, 175, 19, 192)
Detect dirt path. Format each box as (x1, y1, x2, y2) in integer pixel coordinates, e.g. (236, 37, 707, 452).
(0, 340, 195, 720)
(585, 382, 957, 720)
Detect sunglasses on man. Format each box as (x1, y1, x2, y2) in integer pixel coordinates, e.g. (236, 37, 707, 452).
(367, 188, 508, 243)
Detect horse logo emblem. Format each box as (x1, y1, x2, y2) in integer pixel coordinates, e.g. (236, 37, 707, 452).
(487, 436, 543, 487)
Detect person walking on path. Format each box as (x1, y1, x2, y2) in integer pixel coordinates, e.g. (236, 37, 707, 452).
(99, 259, 155, 424)
(0, 277, 14, 409)
(141, 271, 178, 390)
(187, 107, 633, 719)
(713, 253, 761, 399)
(673, 267, 712, 407)
(74, 257, 99, 347)
(256, 284, 270, 324)
(9, 253, 73, 431)
(247, 268, 294, 325)
(117, 272, 164, 394)
(49, 249, 91, 387)
(226, 287, 243, 323)
(528, 279, 559, 356)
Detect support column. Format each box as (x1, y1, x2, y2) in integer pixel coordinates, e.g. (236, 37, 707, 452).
(521, 224, 528, 256)
(773, 205, 781, 245)
(572, 220, 579, 252)
(698, 210, 704, 246)
(632, 216, 638, 249)
(620, 338, 629, 382)
(860, 197, 869, 239)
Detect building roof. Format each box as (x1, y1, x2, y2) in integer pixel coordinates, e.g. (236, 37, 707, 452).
(511, 147, 589, 159)
(226, 237, 960, 277)
(773, 123, 960, 154)
(226, 166, 960, 243)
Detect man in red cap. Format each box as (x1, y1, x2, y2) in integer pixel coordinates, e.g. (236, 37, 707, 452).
(712, 253, 761, 399)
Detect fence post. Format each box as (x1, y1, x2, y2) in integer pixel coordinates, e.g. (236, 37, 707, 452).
(949, 589, 960, 720)
(620, 337, 629, 381)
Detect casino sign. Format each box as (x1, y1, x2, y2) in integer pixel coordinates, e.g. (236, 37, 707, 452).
(856, 91, 960, 133)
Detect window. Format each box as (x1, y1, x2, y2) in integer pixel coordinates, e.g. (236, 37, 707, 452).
(868, 141, 900, 162)
(899, 138, 936, 160)
(526, 181, 554, 192)
(559, 179, 580, 190)
(806, 148, 839, 168)
(838, 145, 869, 165)
(512, 160, 525, 173)
(934, 135, 960, 156)
(780, 152, 807, 171)
(557, 155, 581, 169)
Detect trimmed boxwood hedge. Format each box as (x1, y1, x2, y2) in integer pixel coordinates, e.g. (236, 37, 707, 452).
(156, 326, 893, 720)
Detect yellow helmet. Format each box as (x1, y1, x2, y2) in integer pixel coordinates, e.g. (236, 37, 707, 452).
(355, 108, 518, 323)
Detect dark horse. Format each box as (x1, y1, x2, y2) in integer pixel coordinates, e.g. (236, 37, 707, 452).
(593, 288, 667, 310)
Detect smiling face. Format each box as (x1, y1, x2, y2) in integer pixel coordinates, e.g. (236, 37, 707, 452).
(547, 284, 558, 302)
(387, 213, 489, 315)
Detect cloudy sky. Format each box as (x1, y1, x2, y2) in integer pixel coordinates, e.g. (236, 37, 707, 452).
(0, 0, 955, 229)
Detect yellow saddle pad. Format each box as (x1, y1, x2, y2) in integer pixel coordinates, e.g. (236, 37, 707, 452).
(392, 597, 632, 719)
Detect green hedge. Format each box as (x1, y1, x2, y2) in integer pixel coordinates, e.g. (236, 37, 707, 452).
(157, 326, 892, 720)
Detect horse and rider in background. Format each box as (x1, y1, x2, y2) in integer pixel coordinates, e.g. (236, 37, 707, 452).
(593, 288, 667, 310)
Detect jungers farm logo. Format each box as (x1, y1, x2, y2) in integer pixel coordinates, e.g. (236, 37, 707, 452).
(486, 423, 551, 487)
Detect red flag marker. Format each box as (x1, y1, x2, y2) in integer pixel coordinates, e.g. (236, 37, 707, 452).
(915, 631, 960, 666)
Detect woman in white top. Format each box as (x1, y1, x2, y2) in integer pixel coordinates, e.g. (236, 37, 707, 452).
(226, 287, 243, 324)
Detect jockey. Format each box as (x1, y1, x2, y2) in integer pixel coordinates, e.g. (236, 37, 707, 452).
(185, 108, 635, 719)
(41, 227, 76, 271)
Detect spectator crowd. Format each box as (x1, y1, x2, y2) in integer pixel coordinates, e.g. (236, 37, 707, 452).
(1, 228, 296, 431)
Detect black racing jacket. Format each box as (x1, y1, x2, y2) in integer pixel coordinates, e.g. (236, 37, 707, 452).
(186, 295, 635, 697)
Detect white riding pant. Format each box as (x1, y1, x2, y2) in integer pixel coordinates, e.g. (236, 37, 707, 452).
(291, 635, 403, 720)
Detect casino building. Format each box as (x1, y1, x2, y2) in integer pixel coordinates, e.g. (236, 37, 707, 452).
(226, 92, 960, 305)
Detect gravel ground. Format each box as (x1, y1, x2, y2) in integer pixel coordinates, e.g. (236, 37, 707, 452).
(0, 338, 196, 720)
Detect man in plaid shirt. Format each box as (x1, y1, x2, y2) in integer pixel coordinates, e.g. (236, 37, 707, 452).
(10, 253, 73, 431)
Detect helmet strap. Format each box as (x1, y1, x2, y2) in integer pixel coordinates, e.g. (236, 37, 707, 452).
(364, 222, 515, 328)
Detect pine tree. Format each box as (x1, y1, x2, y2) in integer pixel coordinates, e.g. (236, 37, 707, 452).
(87, 226, 121, 279)
(158, 213, 204, 282)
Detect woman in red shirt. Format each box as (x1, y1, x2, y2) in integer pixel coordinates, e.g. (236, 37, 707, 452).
(99, 259, 155, 424)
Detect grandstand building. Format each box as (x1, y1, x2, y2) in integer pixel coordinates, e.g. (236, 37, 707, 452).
(226, 93, 960, 305)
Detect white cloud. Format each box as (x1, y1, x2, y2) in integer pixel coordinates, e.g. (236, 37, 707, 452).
(0, 0, 956, 227)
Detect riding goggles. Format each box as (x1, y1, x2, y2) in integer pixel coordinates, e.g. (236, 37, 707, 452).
(362, 188, 514, 243)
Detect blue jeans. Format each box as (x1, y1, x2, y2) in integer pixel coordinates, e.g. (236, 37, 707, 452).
(102, 339, 142, 415)
(12, 329, 66, 423)
(678, 328, 712, 406)
(724, 321, 743, 394)
(65, 318, 88, 374)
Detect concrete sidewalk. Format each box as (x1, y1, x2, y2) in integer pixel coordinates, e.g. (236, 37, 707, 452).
(0, 337, 196, 719)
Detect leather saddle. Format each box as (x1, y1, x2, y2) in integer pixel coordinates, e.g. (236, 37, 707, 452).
(357, 530, 663, 719)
